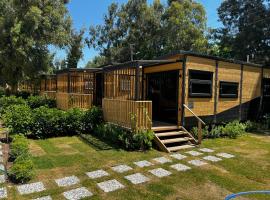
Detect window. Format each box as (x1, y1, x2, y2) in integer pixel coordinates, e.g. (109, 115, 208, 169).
(263, 78, 270, 97)
(219, 81, 239, 98)
(189, 70, 213, 97)
(119, 75, 131, 92)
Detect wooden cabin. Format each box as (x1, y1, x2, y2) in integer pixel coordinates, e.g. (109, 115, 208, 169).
(40, 74, 57, 99)
(20, 79, 41, 94)
(56, 68, 101, 110)
(102, 51, 269, 152)
(263, 67, 270, 114)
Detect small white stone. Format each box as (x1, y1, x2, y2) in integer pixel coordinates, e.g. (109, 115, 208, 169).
(86, 170, 109, 179)
(97, 179, 125, 193)
(170, 163, 191, 171)
(124, 173, 150, 185)
(170, 153, 187, 160)
(0, 187, 7, 199)
(55, 175, 80, 187)
(134, 160, 153, 168)
(32, 196, 52, 200)
(63, 187, 93, 200)
(185, 150, 203, 156)
(153, 157, 172, 164)
(0, 175, 5, 184)
(111, 165, 133, 173)
(199, 148, 214, 153)
(17, 182, 45, 195)
(188, 160, 208, 166)
(216, 153, 235, 158)
(203, 156, 222, 162)
(149, 168, 172, 178)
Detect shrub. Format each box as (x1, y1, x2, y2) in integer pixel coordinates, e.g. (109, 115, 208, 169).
(8, 154, 35, 183)
(131, 130, 154, 150)
(2, 104, 33, 135)
(16, 91, 31, 99)
(27, 95, 56, 109)
(222, 121, 246, 139)
(0, 96, 26, 114)
(10, 134, 29, 160)
(0, 87, 5, 98)
(245, 121, 260, 132)
(191, 126, 210, 139)
(82, 106, 103, 132)
(62, 108, 85, 135)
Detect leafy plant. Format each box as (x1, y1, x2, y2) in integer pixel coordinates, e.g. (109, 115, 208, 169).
(0, 87, 5, 98)
(0, 96, 26, 114)
(16, 91, 31, 99)
(27, 95, 56, 109)
(222, 121, 246, 139)
(62, 108, 85, 135)
(10, 134, 29, 160)
(245, 121, 260, 132)
(191, 126, 210, 139)
(82, 106, 103, 132)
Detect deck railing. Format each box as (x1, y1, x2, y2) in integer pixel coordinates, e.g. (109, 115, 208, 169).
(56, 92, 93, 110)
(42, 91, 57, 99)
(102, 98, 152, 131)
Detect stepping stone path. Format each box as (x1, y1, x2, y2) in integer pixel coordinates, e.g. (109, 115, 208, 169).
(125, 173, 150, 185)
(32, 196, 52, 200)
(134, 160, 153, 168)
(86, 170, 109, 179)
(170, 153, 187, 160)
(188, 160, 208, 167)
(0, 187, 7, 199)
(97, 179, 125, 193)
(170, 163, 191, 171)
(111, 165, 133, 173)
(55, 175, 80, 187)
(149, 168, 172, 178)
(153, 157, 172, 164)
(0, 175, 5, 184)
(63, 187, 93, 200)
(185, 150, 203, 156)
(200, 148, 214, 153)
(216, 153, 235, 158)
(203, 156, 222, 162)
(17, 182, 45, 195)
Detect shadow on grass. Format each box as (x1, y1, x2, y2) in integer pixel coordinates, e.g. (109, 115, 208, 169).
(79, 134, 117, 151)
(249, 129, 270, 136)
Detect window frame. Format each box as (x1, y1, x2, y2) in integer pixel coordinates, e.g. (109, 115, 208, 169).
(119, 75, 131, 92)
(188, 70, 213, 98)
(219, 81, 239, 98)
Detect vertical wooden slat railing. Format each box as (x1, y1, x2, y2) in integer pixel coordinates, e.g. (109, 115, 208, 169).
(102, 98, 152, 131)
(56, 92, 93, 110)
(42, 91, 57, 99)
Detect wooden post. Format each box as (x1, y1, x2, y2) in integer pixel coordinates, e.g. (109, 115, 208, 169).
(213, 60, 218, 124)
(135, 62, 140, 101)
(198, 121, 202, 145)
(181, 56, 187, 126)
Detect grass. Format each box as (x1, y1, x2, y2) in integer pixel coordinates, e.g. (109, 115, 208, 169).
(6, 133, 270, 200)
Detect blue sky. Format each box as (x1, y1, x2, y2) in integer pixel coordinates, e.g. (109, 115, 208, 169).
(53, 0, 222, 67)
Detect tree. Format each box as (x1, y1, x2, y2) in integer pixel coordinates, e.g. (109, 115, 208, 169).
(87, 0, 208, 63)
(0, 0, 71, 93)
(213, 0, 270, 64)
(85, 56, 107, 68)
(66, 29, 85, 68)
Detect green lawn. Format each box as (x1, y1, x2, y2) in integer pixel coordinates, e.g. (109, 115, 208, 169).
(6, 133, 270, 200)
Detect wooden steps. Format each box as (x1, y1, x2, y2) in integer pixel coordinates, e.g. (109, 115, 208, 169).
(152, 126, 197, 153)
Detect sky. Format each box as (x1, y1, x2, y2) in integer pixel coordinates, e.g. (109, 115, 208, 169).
(53, 0, 223, 68)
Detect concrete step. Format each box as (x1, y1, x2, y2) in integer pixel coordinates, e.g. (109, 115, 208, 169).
(155, 131, 186, 137)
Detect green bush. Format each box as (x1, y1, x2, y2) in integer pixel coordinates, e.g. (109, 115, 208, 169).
(16, 91, 31, 99)
(131, 130, 154, 150)
(191, 126, 210, 139)
(222, 121, 246, 139)
(82, 106, 103, 132)
(8, 154, 35, 183)
(0, 96, 26, 114)
(2, 104, 33, 135)
(245, 121, 260, 132)
(27, 95, 56, 109)
(62, 108, 85, 135)
(10, 134, 29, 160)
(0, 87, 5, 98)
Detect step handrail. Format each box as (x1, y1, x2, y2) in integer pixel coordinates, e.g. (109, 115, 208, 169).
(183, 104, 206, 144)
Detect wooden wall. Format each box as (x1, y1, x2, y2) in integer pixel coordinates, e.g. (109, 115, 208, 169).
(264, 68, 270, 78)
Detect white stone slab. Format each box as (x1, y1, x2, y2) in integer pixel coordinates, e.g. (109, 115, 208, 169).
(97, 179, 125, 193)
(216, 153, 235, 158)
(188, 160, 208, 166)
(111, 165, 133, 173)
(32, 196, 52, 200)
(199, 148, 214, 153)
(0, 175, 5, 184)
(55, 175, 80, 187)
(86, 170, 109, 179)
(149, 168, 172, 178)
(63, 187, 93, 200)
(17, 182, 45, 195)
(170, 153, 187, 160)
(124, 173, 150, 185)
(0, 187, 7, 199)
(170, 163, 191, 171)
(153, 157, 172, 164)
(134, 160, 153, 168)
(185, 150, 203, 156)
(203, 156, 222, 162)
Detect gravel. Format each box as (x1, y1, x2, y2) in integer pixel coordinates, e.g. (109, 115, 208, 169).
(170, 163, 191, 171)
(199, 148, 214, 153)
(153, 157, 172, 164)
(63, 187, 93, 200)
(134, 160, 153, 168)
(188, 160, 208, 166)
(216, 153, 235, 158)
(55, 175, 80, 187)
(203, 156, 222, 162)
(124, 173, 150, 185)
(17, 182, 45, 195)
(170, 153, 187, 160)
(0, 187, 7, 199)
(149, 168, 172, 178)
(111, 165, 133, 173)
(32, 196, 52, 200)
(185, 150, 203, 156)
(97, 179, 125, 193)
(86, 170, 109, 179)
